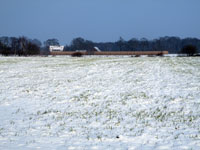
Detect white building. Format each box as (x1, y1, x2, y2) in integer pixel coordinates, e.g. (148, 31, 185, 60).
(49, 46, 64, 52)
(94, 47, 101, 52)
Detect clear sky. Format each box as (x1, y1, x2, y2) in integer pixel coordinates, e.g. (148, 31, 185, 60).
(0, 0, 200, 45)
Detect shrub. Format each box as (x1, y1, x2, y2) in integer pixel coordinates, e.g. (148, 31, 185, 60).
(135, 55, 140, 57)
(71, 52, 83, 57)
(156, 52, 163, 56)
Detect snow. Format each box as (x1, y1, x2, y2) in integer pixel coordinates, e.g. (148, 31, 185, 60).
(0, 56, 200, 150)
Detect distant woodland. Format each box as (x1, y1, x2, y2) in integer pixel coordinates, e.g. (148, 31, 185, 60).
(0, 36, 200, 56)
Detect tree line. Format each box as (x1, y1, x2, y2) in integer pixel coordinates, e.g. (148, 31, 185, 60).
(0, 36, 200, 56)
(0, 36, 41, 56)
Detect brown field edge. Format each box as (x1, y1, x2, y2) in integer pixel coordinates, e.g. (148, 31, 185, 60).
(50, 51, 169, 55)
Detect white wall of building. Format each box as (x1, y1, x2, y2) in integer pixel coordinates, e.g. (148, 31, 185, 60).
(49, 46, 64, 52)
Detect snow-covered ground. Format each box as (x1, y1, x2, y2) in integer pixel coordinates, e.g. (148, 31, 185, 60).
(0, 56, 200, 150)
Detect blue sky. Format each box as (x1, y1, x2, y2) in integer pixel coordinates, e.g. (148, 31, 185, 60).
(0, 0, 200, 45)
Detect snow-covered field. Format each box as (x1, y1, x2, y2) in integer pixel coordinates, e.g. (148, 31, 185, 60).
(0, 56, 200, 150)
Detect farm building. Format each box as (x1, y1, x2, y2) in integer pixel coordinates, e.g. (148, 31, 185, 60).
(50, 46, 169, 56)
(86, 47, 102, 55)
(49, 46, 64, 52)
(74, 47, 102, 55)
